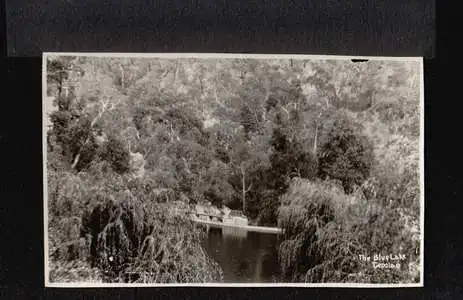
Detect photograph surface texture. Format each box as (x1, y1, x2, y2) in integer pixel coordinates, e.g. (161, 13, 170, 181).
(43, 54, 423, 287)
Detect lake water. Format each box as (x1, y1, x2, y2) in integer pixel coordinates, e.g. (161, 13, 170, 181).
(202, 227, 283, 283)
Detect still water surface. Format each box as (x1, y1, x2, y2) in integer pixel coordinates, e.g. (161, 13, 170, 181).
(202, 227, 283, 283)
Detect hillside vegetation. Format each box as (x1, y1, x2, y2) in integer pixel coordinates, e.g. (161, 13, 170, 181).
(46, 56, 421, 283)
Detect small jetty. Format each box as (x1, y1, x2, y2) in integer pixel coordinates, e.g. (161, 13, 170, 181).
(191, 217, 283, 234)
(189, 204, 284, 235)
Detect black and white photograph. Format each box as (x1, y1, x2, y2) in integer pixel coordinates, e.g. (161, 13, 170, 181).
(43, 53, 423, 287)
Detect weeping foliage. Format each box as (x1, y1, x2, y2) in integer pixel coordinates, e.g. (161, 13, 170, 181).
(48, 164, 223, 283)
(277, 178, 420, 283)
(80, 191, 223, 283)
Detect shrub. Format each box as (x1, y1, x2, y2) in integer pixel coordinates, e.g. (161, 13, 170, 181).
(317, 114, 374, 193)
(371, 134, 420, 216)
(277, 178, 420, 283)
(48, 165, 223, 283)
(277, 178, 339, 281)
(49, 260, 103, 283)
(100, 136, 131, 174)
(80, 189, 223, 283)
(47, 171, 91, 259)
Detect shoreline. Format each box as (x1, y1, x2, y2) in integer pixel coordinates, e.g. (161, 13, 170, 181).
(191, 217, 283, 234)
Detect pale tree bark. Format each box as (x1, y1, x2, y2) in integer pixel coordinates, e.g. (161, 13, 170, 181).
(71, 98, 117, 169)
(240, 164, 253, 213)
(280, 106, 290, 119)
(312, 110, 324, 156)
(241, 166, 246, 212)
(142, 145, 152, 159)
(166, 123, 180, 142)
(183, 157, 192, 175)
(63, 86, 69, 98)
(199, 70, 206, 115)
(262, 90, 269, 123)
(313, 123, 319, 155)
(119, 64, 125, 90)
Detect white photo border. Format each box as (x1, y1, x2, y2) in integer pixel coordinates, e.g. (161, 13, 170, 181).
(42, 52, 424, 288)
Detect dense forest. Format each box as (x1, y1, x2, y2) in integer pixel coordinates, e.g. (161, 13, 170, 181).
(45, 55, 421, 284)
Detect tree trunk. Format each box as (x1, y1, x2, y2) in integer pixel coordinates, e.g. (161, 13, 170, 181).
(70, 101, 108, 170)
(313, 110, 323, 155)
(71, 152, 81, 169)
(241, 167, 246, 213)
(313, 123, 318, 155)
(70, 125, 94, 169)
(57, 84, 62, 99)
(120, 65, 125, 89)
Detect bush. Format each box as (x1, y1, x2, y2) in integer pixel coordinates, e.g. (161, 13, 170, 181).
(48, 165, 223, 283)
(317, 114, 374, 193)
(100, 136, 131, 174)
(277, 178, 420, 283)
(49, 260, 103, 283)
(277, 178, 339, 281)
(371, 134, 420, 216)
(79, 189, 223, 283)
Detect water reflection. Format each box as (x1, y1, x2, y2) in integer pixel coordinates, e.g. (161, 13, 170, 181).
(202, 227, 282, 283)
